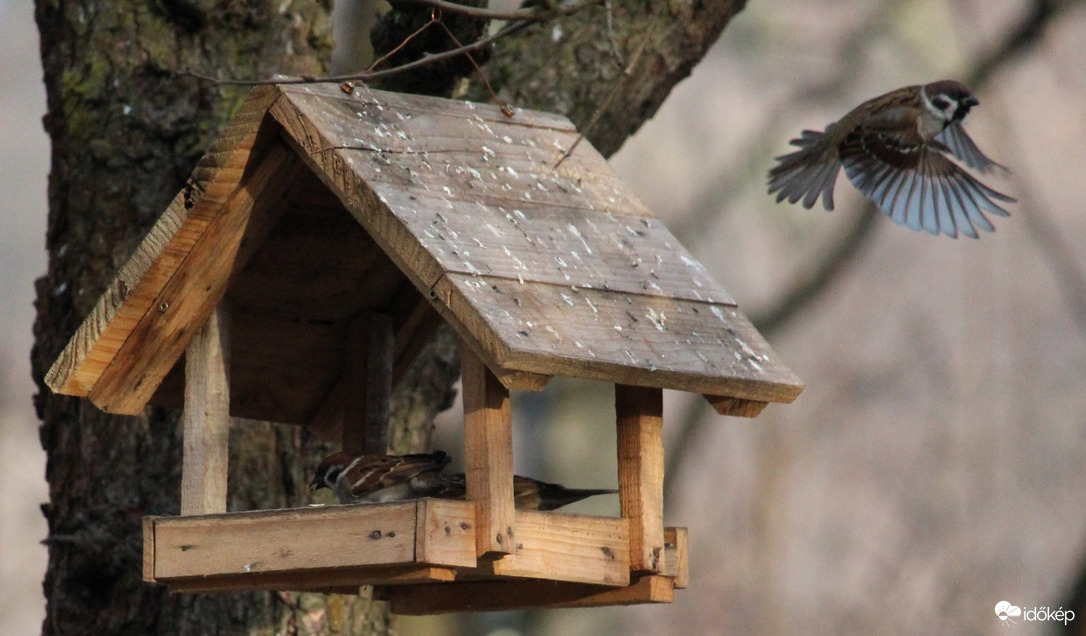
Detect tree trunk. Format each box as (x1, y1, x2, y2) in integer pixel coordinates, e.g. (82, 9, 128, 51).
(475, 2, 748, 156)
(32, 1, 745, 633)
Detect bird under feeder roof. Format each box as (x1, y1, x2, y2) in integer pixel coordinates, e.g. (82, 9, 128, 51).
(46, 82, 802, 613)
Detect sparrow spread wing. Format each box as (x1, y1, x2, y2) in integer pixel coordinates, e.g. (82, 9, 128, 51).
(767, 129, 841, 210)
(840, 135, 1014, 239)
(768, 83, 1012, 238)
(935, 122, 1008, 174)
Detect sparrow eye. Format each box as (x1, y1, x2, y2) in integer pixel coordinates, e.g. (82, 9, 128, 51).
(930, 96, 952, 111)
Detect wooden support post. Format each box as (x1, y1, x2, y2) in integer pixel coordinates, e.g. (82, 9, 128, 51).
(342, 312, 393, 455)
(181, 305, 231, 516)
(664, 527, 689, 588)
(615, 384, 665, 572)
(460, 342, 516, 557)
(390, 293, 443, 387)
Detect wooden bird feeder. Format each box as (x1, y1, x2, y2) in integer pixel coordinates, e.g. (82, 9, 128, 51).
(45, 83, 802, 613)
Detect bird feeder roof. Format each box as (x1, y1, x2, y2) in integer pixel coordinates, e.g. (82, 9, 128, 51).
(45, 82, 802, 425)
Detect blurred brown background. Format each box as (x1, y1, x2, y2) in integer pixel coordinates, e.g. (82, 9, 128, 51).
(6, 0, 1086, 634)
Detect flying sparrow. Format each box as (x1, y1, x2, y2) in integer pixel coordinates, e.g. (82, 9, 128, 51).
(767, 80, 1014, 238)
(310, 451, 616, 511)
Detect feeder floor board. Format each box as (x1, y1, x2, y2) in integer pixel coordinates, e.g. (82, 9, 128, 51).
(143, 500, 676, 595)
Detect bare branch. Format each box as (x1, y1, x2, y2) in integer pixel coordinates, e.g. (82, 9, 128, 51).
(554, 41, 646, 168)
(177, 19, 532, 87)
(175, 0, 609, 88)
(389, 0, 604, 21)
(749, 206, 881, 335)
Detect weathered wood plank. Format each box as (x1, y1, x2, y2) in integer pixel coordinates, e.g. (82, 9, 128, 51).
(449, 328, 551, 392)
(269, 96, 450, 324)
(161, 498, 473, 593)
(86, 141, 303, 414)
(370, 186, 733, 306)
(380, 575, 675, 614)
(54, 80, 800, 425)
(142, 516, 156, 583)
(435, 273, 803, 401)
(414, 498, 478, 568)
(181, 306, 231, 516)
(616, 385, 665, 572)
(152, 505, 414, 580)
(486, 511, 630, 586)
(460, 343, 516, 557)
(664, 527, 689, 589)
(272, 84, 725, 303)
(298, 83, 576, 132)
(274, 84, 649, 225)
(146, 500, 477, 584)
(269, 84, 661, 310)
(269, 82, 800, 402)
(45, 86, 282, 397)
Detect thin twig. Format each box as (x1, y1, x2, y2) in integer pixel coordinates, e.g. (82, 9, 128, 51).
(177, 19, 533, 86)
(434, 18, 514, 115)
(750, 206, 880, 335)
(176, 0, 604, 90)
(365, 11, 440, 74)
(389, 0, 603, 21)
(554, 40, 647, 168)
(603, 0, 623, 66)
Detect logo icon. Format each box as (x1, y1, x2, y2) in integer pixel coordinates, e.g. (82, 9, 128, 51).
(996, 601, 1022, 626)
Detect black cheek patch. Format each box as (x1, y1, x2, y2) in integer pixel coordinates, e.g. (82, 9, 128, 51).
(952, 102, 973, 123)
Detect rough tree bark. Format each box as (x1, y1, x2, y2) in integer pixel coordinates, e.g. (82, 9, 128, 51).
(31, 1, 746, 634)
(474, 2, 748, 156)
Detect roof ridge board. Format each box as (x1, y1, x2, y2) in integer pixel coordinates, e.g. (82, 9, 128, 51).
(279, 82, 576, 134)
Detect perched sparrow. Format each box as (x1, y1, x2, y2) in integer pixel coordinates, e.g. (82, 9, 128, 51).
(768, 80, 1014, 238)
(513, 477, 616, 511)
(308, 451, 451, 504)
(415, 473, 618, 512)
(310, 451, 616, 511)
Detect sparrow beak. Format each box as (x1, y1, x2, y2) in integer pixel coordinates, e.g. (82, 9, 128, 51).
(308, 476, 325, 492)
(955, 95, 980, 122)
